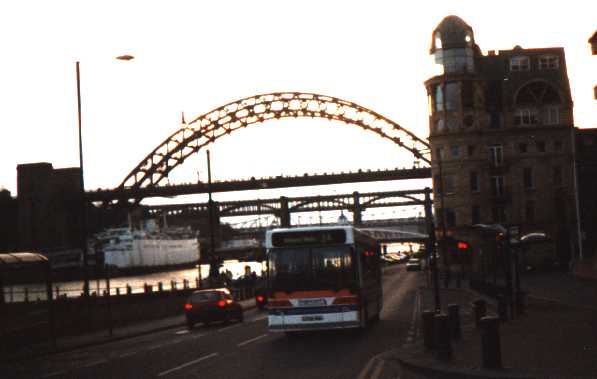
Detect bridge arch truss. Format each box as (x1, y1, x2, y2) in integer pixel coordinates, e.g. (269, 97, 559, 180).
(121, 92, 431, 190)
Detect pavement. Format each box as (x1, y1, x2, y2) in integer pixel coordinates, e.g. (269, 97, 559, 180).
(3, 297, 257, 363)
(376, 270, 597, 379)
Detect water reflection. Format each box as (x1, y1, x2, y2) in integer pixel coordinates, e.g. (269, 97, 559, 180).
(2, 260, 265, 302)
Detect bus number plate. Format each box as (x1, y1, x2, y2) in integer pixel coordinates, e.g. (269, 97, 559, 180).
(299, 299, 326, 307)
(302, 315, 323, 322)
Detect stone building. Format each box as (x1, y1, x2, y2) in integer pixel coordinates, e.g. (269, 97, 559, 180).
(425, 15, 578, 265)
(0, 189, 18, 252)
(17, 162, 84, 251)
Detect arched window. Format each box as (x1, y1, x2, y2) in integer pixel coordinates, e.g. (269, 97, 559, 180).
(514, 81, 562, 126)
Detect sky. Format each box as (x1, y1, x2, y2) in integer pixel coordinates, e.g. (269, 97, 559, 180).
(1, 0, 595, 224)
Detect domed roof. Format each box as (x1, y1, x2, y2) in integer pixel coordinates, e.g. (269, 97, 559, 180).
(430, 15, 476, 53)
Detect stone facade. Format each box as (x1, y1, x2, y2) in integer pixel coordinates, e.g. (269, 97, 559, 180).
(425, 16, 578, 263)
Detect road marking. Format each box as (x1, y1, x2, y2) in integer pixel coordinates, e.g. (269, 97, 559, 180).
(237, 334, 268, 347)
(190, 333, 206, 339)
(356, 356, 378, 379)
(79, 359, 108, 369)
(175, 329, 189, 335)
(252, 314, 267, 322)
(218, 323, 241, 333)
(370, 359, 385, 379)
(119, 351, 138, 358)
(41, 371, 66, 378)
(157, 352, 219, 377)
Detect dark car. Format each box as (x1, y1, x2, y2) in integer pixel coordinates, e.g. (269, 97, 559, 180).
(406, 258, 422, 271)
(184, 288, 243, 329)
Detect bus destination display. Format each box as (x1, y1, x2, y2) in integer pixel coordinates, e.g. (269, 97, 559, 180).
(272, 229, 346, 247)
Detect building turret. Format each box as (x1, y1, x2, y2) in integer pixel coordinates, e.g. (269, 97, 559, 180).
(430, 15, 479, 74)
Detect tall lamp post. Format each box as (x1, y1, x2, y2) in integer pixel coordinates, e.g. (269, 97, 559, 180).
(75, 61, 90, 298)
(76, 55, 134, 298)
(206, 150, 219, 287)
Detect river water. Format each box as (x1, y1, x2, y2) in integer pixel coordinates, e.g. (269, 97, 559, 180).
(2, 260, 265, 303)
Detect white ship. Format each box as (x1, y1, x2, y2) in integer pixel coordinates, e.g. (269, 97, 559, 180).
(95, 220, 200, 269)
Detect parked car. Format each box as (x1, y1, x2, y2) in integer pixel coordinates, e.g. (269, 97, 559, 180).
(184, 288, 243, 329)
(406, 258, 422, 271)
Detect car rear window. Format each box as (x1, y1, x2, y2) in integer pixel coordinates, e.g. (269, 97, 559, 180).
(192, 292, 221, 301)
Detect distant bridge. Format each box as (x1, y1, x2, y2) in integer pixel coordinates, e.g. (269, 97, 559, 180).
(87, 167, 431, 203)
(215, 218, 427, 260)
(144, 189, 431, 227)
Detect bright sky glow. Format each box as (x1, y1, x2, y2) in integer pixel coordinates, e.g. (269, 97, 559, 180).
(1, 0, 595, 214)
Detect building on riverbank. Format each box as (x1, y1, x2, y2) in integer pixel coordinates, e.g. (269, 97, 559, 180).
(425, 15, 578, 266)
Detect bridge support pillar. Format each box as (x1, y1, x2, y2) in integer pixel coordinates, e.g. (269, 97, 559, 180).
(352, 192, 362, 226)
(279, 196, 291, 227)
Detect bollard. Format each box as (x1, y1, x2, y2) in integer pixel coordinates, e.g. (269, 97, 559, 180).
(183, 279, 189, 289)
(116, 287, 121, 296)
(480, 316, 502, 369)
(126, 284, 132, 295)
(497, 294, 508, 321)
(55, 286, 60, 299)
(516, 290, 526, 316)
(23, 288, 28, 303)
(158, 282, 163, 292)
(422, 310, 435, 351)
(433, 313, 452, 361)
(195, 277, 200, 289)
(171, 280, 176, 291)
(447, 304, 461, 340)
(473, 299, 486, 329)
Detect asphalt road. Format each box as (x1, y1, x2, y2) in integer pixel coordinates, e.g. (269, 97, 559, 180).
(4, 265, 420, 379)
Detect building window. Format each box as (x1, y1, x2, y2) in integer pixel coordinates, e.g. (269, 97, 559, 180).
(490, 176, 504, 197)
(553, 166, 562, 186)
(446, 208, 456, 228)
(514, 108, 539, 125)
(518, 143, 527, 153)
(488, 145, 503, 167)
(489, 112, 501, 129)
(523, 167, 534, 189)
(462, 81, 473, 109)
(444, 175, 455, 194)
(470, 171, 479, 192)
(434, 85, 443, 112)
(554, 140, 563, 151)
(471, 205, 481, 225)
(450, 145, 460, 157)
(538, 55, 559, 70)
(536, 141, 546, 152)
(525, 201, 535, 222)
(445, 82, 461, 111)
(435, 147, 444, 161)
(435, 119, 445, 133)
(510, 56, 530, 71)
(491, 205, 506, 224)
(544, 106, 560, 125)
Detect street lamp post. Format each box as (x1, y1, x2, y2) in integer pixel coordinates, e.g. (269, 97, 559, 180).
(76, 56, 134, 298)
(76, 61, 90, 298)
(206, 150, 219, 287)
(424, 188, 441, 312)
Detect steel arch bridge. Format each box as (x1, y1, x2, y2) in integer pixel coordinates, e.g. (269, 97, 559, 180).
(120, 92, 431, 190)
